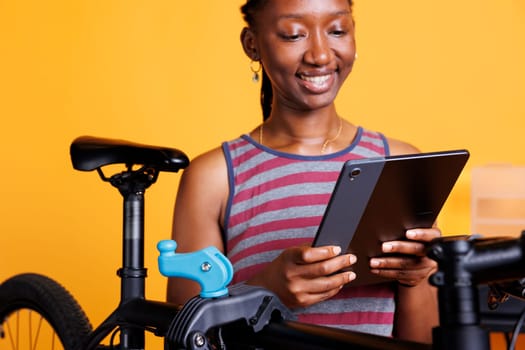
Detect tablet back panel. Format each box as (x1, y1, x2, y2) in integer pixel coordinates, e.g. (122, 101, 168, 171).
(312, 150, 469, 285)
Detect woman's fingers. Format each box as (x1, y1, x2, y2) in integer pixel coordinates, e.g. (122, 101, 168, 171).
(382, 241, 427, 256)
(369, 255, 437, 285)
(258, 245, 358, 308)
(297, 245, 342, 263)
(368, 227, 442, 286)
(289, 269, 356, 306)
(380, 227, 442, 256)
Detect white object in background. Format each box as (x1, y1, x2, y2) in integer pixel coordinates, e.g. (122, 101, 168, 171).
(471, 165, 525, 237)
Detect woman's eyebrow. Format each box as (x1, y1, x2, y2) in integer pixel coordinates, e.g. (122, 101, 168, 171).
(277, 9, 350, 21)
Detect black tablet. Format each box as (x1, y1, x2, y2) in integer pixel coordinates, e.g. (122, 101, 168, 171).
(312, 149, 469, 285)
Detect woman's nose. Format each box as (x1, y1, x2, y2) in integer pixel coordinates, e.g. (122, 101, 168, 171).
(304, 32, 333, 66)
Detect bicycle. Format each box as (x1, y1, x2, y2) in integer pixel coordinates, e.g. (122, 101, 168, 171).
(0, 135, 524, 350)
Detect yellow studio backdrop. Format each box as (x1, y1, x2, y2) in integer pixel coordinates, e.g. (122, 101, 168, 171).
(0, 1, 524, 349)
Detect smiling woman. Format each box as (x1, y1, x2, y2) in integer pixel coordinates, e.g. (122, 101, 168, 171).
(167, 0, 440, 344)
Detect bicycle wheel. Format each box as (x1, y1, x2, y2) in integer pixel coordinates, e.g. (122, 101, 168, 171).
(0, 273, 93, 350)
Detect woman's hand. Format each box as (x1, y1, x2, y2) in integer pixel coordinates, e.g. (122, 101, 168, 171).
(369, 227, 441, 287)
(246, 245, 356, 309)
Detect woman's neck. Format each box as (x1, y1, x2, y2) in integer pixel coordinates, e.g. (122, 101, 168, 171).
(258, 107, 355, 155)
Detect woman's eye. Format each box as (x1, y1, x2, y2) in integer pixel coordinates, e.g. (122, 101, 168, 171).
(279, 33, 304, 41)
(330, 30, 347, 37)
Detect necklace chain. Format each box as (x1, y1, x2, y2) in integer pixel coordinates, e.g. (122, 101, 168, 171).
(258, 117, 343, 154)
(320, 117, 343, 154)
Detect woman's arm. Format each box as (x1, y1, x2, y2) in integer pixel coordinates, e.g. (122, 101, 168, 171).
(166, 147, 229, 305)
(394, 270, 439, 343)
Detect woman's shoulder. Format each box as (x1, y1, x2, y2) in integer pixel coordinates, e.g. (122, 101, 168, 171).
(185, 146, 226, 173)
(179, 146, 227, 187)
(185, 133, 252, 175)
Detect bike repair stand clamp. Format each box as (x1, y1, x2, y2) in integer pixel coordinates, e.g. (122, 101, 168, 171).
(427, 236, 491, 350)
(157, 240, 294, 350)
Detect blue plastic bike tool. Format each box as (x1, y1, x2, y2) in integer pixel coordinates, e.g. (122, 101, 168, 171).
(157, 240, 234, 298)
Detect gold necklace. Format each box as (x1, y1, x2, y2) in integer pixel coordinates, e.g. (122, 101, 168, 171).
(320, 117, 343, 154)
(258, 117, 343, 154)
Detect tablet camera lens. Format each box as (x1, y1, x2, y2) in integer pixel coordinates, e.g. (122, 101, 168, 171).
(350, 168, 361, 179)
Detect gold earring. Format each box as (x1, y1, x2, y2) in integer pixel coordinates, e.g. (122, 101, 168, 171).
(250, 60, 262, 83)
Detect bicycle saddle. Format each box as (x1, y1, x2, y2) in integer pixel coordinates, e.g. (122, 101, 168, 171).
(70, 136, 189, 172)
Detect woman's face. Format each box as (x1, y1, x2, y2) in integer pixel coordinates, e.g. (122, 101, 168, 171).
(248, 0, 356, 113)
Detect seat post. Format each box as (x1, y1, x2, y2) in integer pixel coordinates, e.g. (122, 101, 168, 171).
(119, 191, 146, 349)
(121, 191, 146, 300)
(109, 167, 157, 350)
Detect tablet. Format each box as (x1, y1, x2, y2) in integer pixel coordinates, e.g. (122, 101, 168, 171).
(312, 149, 469, 285)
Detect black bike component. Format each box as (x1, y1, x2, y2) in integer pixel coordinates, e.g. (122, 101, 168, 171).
(479, 285, 525, 333)
(0, 273, 92, 350)
(223, 319, 432, 350)
(70, 136, 190, 350)
(165, 283, 294, 350)
(81, 299, 181, 349)
(488, 278, 525, 304)
(70, 135, 189, 173)
(427, 232, 525, 350)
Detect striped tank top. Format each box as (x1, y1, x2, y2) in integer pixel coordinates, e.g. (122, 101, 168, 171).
(222, 126, 396, 336)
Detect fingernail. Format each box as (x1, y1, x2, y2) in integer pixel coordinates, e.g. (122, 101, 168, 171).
(370, 259, 380, 267)
(349, 254, 357, 264)
(383, 243, 393, 252)
(348, 272, 356, 281)
(333, 246, 342, 255)
(406, 230, 417, 239)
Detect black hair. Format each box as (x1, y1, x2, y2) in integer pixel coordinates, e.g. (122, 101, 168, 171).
(241, 0, 354, 121)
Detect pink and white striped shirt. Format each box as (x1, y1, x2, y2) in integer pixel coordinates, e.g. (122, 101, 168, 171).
(222, 126, 396, 336)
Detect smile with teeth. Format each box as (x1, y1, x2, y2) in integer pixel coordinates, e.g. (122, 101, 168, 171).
(300, 74, 331, 85)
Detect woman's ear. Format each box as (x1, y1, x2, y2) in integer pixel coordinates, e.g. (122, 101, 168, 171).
(240, 27, 259, 60)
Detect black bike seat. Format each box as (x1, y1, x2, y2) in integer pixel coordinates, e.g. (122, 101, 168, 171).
(70, 136, 190, 173)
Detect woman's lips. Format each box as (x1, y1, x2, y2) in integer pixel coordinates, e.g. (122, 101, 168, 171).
(298, 73, 335, 93)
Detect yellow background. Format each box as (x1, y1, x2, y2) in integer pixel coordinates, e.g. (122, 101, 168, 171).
(1, 1, 524, 348)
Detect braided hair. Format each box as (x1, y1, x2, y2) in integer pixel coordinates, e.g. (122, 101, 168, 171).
(240, 0, 354, 121)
